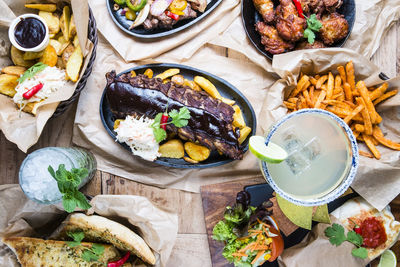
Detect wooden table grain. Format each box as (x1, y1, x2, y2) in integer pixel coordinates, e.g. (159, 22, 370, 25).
(1, 21, 400, 267)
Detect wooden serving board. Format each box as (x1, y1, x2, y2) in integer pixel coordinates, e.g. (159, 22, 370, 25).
(200, 177, 265, 267)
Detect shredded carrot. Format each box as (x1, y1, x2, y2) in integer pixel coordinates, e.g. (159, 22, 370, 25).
(239, 242, 255, 253)
(253, 245, 270, 250)
(232, 252, 248, 257)
(248, 230, 263, 233)
(251, 250, 265, 264)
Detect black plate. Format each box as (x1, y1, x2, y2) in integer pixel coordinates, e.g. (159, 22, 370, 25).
(106, 0, 223, 38)
(100, 63, 257, 169)
(244, 183, 358, 267)
(241, 0, 356, 60)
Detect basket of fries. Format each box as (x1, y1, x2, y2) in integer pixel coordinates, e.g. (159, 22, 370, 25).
(52, 7, 98, 118)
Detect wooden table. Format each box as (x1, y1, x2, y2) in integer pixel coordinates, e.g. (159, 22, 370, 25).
(1, 21, 400, 266)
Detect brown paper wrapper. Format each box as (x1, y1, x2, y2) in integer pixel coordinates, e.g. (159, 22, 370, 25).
(264, 48, 400, 211)
(72, 37, 277, 193)
(277, 217, 369, 267)
(89, 0, 240, 62)
(0, 0, 94, 152)
(210, 0, 400, 71)
(0, 184, 178, 267)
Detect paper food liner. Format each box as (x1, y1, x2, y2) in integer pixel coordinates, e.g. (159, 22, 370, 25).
(72, 36, 277, 193)
(0, 184, 178, 267)
(263, 48, 400, 211)
(89, 0, 240, 62)
(0, 0, 94, 152)
(210, 0, 400, 72)
(277, 216, 369, 267)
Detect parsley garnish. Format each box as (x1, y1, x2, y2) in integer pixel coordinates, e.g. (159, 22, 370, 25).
(17, 62, 48, 84)
(151, 106, 191, 143)
(66, 231, 105, 262)
(48, 164, 91, 213)
(304, 14, 323, 44)
(324, 223, 368, 259)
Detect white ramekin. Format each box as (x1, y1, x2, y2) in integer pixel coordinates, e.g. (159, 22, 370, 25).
(8, 14, 49, 52)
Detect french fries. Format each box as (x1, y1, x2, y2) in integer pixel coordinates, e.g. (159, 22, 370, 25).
(194, 76, 222, 99)
(285, 61, 399, 159)
(155, 68, 180, 80)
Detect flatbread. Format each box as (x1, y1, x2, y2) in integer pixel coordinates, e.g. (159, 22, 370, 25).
(331, 197, 400, 260)
(51, 213, 156, 265)
(2, 237, 123, 266)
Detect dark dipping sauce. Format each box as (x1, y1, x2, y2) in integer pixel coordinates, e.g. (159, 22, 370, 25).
(14, 17, 46, 48)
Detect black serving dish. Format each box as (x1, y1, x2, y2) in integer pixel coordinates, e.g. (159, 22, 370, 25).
(106, 0, 222, 38)
(244, 183, 358, 267)
(100, 63, 257, 169)
(241, 0, 356, 60)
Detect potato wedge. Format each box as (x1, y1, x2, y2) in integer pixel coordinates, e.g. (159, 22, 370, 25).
(113, 119, 124, 130)
(183, 79, 201, 91)
(0, 74, 18, 97)
(238, 126, 252, 144)
(56, 56, 65, 69)
(23, 51, 44, 60)
(73, 35, 79, 48)
(66, 45, 83, 82)
(144, 68, 154, 79)
(17, 101, 41, 115)
(155, 68, 180, 80)
(58, 36, 67, 44)
(194, 76, 221, 99)
(183, 156, 199, 164)
(232, 105, 246, 128)
(39, 45, 58, 67)
(38, 11, 60, 35)
(184, 142, 211, 162)
(68, 14, 77, 38)
(62, 44, 75, 66)
(159, 139, 184, 159)
(25, 4, 57, 12)
(1, 66, 26, 76)
(11, 46, 35, 67)
(60, 6, 71, 40)
(221, 97, 235, 106)
(171, 74, 184, 86)
(49, 39, 62, 55)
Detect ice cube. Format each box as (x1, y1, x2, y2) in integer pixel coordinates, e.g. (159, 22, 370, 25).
(285, 152, 311, 175)
(280, 126, 305, 154)
(302, 137, 321, 161)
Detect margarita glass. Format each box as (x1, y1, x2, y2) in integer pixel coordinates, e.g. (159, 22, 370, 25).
(19, 147, 97, 204)
(260, 109, 359, 206)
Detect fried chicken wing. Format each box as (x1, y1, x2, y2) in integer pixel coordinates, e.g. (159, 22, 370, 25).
(296, 40, 326, 50)
(276, 0, 306, 42)
(319, 12, 349, 45)
(256, 21, 295, 54)
(324, 0, 343, 12)
(299, 0, 325, 16)
(253, 0, 275, 23)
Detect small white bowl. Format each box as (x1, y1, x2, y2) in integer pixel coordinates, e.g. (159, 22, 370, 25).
(8, 14, 49, 52)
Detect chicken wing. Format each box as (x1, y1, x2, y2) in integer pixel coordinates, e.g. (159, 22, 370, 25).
(319, 12, 348, 45)
(256, 21, 295, 54)
(253, 0, 275, 23)
(296, 40, 326, 50)
(276, 0, 306, 42)
(299, 0, 325, 16)
(324, 0, 343, 12)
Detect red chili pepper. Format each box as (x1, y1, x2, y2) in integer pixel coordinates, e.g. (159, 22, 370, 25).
(292, 0, 304, 18)
(354, 227, 362, 235)
(107, 251, 130, 267)
(165, 11, 180, 21)
(22, 83, 43, 99)
(160, 113, 168, 130)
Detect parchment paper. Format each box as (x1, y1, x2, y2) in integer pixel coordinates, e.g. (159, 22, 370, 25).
(210, 0, 400, 71)
(0, 0, 93, 152)
(277, 217, 369, 267)
(72, 35, 277, 193)
(0, 184, 178, 267)
(90, 0, 240, 62)
(264, 48, 400, 211)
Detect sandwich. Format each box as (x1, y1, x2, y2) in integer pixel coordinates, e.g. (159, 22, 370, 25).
(2, 213, 156, 266)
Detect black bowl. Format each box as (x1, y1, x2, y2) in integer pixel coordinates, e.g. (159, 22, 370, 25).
(106, 0, 222, 38)
(242, 0, 356, 60)
(100, 63, 257, 169)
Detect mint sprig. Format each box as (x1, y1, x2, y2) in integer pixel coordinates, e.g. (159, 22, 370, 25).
(324, 223, 368, 259)
(66, 230, 105, 262)
(48, 164, 91, 213)
(17, 62, 48, 84)
(304, 14, 323, 44)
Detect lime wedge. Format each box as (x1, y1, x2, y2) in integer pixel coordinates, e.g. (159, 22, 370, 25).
(249, 136, 288, 163)
(378, 250, 397, 267)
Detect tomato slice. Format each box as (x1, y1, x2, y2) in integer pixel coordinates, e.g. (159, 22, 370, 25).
(268, 227, 284, 262)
